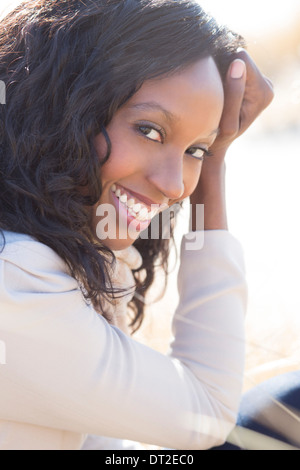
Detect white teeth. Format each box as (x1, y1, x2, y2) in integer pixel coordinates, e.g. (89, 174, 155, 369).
(127, 198, 135, 208)
(112, 186, 161, 221)
(132, 203, 142, 213)
(128, 208, 137, 217)
(136, 207, 149, 221)
(139, 207, 149, 218)
(119, 194, 127, 203)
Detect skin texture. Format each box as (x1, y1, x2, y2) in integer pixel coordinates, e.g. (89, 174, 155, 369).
(93, 56, 224, 250)
(92, 50, 274, 250)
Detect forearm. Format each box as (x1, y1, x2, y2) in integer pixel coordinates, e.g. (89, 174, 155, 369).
(1, 231, 247, 450)
(190, 156, 228, 231)
(170, 230, 247, 447)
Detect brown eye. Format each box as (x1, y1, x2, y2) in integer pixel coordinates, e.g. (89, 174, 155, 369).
(186, 147, 206, 160)
(139, 126, 163, 143)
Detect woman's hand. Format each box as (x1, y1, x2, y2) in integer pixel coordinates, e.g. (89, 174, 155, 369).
(190, 50, 274, 231)
(211, 48, 274, 157)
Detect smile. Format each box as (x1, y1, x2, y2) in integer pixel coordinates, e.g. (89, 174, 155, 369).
(111, 184, 168, 222)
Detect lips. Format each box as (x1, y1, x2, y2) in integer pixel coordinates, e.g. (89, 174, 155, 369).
(111, 184, 168, 222)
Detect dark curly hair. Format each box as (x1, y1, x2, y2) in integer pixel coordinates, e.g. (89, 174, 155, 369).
(0, 0, 245, 331)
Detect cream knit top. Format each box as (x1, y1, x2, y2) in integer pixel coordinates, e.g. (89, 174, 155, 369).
(0, 230, 247, 450)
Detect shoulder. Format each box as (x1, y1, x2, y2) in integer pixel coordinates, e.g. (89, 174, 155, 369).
(0, 231, 66, 267)
(0, 230, 78, 293)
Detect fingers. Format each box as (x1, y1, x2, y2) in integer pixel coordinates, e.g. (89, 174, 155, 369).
(213, 59, 247, 151)
(210, 49, 274, 156)
(235, 49, 275, 133)
(237, 48, 274, 97)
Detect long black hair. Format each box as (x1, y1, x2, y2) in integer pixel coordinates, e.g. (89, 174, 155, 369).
(0, 0, 244, 331)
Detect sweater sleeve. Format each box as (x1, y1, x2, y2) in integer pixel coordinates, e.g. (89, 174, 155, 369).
(0, 230, 247, 450)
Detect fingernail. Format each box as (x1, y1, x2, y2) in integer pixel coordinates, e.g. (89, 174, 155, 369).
(230, 59, 245, 79)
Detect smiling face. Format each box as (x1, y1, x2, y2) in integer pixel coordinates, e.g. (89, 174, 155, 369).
(92, 56, 224, 250)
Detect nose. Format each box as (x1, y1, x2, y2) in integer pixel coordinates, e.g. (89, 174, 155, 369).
(146, 152, 185, 201)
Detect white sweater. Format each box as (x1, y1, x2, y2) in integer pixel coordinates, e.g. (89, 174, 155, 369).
(0, 230, 247, 450)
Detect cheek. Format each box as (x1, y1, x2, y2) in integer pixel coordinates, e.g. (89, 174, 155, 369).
(94, 133, 138, 183)
(100, 155, 130, 182)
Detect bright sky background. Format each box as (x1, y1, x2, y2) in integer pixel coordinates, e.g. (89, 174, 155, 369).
(198, 0, 300, 35)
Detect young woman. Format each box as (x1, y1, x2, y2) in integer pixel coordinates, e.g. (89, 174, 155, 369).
(0, 0, 273, 450)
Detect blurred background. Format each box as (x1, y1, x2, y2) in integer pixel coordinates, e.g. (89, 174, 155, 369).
(1, 1, 300, 393)
(198, 0, 300, 390)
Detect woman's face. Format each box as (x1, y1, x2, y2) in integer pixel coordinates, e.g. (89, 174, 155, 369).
(93, 56, 224, 250)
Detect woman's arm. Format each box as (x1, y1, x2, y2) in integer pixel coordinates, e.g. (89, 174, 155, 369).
(190, 51, 274, 231)
(0, 230, 246, 450)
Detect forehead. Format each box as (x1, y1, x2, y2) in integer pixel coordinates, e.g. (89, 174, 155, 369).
(123, 56, 224, 136)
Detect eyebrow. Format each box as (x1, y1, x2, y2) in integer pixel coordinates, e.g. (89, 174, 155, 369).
(128, 102, 179, 124)
(129, 101, 220, 137)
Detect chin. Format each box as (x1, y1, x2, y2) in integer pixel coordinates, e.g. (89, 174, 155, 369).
(100, 236, 138, 252)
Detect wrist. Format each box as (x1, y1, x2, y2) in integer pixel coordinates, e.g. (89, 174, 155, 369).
(190, 159, 226, 201)
(190, 160, 227, 231)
